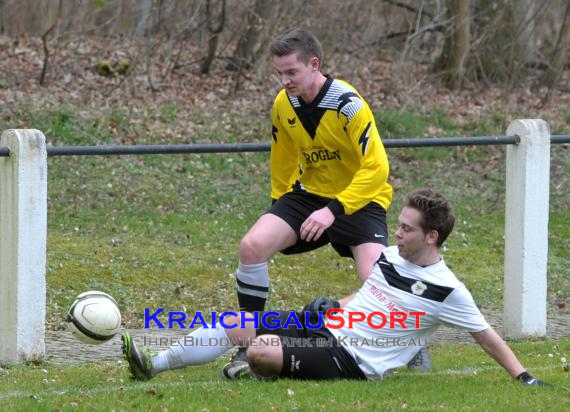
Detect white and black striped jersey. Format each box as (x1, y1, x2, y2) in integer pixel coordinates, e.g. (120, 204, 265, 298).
(327, 246, 490, 379)
(270, 76, 392, 214)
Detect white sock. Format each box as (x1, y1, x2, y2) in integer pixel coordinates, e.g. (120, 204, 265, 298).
(151, 325, 232, 375)
(236, 261, 269, 311)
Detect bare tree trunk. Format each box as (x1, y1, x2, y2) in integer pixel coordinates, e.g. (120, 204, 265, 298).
(513, 0, 537, 62)
(433, 0, 471, 89)
(112, 0, 129, 36)
(39, 0, 63, 85)
(200, 0, 226, 74)
(543, 1, 570, 98)
(226, 0, 274, 71)
(135, 0, 153, 36)
(0, 0, 5, 35)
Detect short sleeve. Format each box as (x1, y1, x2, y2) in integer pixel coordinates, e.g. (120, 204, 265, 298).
(438, 288, 490, 332)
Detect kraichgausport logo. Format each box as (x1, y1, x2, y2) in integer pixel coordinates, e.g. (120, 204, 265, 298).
(143, 309, 426, 330)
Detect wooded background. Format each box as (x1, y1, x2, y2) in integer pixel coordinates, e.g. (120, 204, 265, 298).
(0, 0, 569, 101)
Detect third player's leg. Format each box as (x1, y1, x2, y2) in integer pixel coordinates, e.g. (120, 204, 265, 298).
(350, 242, 386, 282)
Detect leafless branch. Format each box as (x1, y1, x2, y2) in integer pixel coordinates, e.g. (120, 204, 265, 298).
(382, 0, 434, 19)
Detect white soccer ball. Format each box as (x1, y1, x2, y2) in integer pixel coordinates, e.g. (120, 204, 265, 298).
(66, 290, 122, 345)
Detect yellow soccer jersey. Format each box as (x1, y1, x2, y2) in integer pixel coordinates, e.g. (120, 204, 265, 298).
(270, 77, 392, 215)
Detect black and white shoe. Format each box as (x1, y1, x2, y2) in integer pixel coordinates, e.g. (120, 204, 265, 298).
(221, 347, 251, 379)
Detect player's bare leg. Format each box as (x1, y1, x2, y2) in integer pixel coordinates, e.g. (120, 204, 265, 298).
(240, 213, 297, 263)
(350, 243, 385, 282)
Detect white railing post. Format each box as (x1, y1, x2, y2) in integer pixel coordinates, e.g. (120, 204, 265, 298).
(0, 129, 47, 364)
(504, 119, 550, 338)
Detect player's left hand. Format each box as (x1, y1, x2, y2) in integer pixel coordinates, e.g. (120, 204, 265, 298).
(516, 371, 552, 387)
(300, 207, 335, 241)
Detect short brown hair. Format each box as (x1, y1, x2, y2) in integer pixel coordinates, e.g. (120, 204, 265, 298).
(405, 189, 455, 247)
(269, 27, 323, 64)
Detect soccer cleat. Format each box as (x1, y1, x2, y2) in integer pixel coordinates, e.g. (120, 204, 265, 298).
(122, 331, 154, 381)
(516, 371, 551, 386)
(221, 347, 251, 379)
(407, 346, 432, 371)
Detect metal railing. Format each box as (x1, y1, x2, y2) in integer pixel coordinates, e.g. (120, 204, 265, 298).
(1, 134, 569, 158)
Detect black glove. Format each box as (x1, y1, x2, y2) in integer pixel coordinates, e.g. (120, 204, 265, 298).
(516, 371, 551, 387)
(303, 296, 340, 315)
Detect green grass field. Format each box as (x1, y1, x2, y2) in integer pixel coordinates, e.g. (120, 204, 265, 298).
(1, 340, 569, 410)
(1, 105, 569, 410)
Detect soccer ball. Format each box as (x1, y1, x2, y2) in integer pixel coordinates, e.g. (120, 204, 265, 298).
(66, 291, 122, 345)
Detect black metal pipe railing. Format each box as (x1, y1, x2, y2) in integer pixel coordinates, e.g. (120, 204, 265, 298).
(46, 143, 270, 156)
(0, 135, 568, 157)
(43, 135, 519, 156)
(551, 135, 570, 144)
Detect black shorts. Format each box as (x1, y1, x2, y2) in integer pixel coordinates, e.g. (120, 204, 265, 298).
(268, 190, 388, 257)
(255, 311, 366, 380)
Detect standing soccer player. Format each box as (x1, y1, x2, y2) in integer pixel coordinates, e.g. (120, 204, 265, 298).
(226, 27, 393, 376)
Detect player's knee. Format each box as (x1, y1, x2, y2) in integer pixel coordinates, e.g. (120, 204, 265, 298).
(239, 234, 264, 262)
(246, 344, 271, 366)
(247, 344, 281, 376)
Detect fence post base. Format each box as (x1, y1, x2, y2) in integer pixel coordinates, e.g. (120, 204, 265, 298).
(503, 119, 550, 339)
(0, 129, 47, 365)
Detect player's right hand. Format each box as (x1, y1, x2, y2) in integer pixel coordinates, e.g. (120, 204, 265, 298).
(303, 296, 340, 314)
(300, 207, 334, 241)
